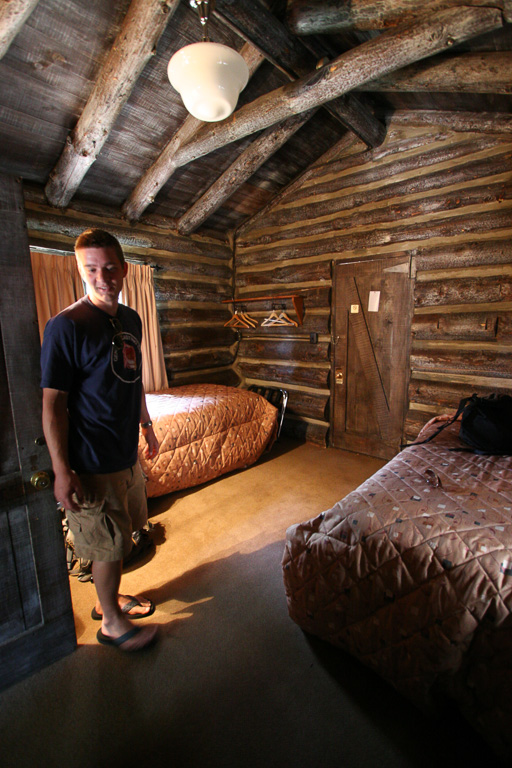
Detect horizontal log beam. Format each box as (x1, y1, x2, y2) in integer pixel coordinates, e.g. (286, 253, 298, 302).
(411, 239, 512, 271)
(238, 361, 329, 388)
(165, 348, 235, 373)
(23, 199, 230, 259)
(357, 52, 512, 93)
(237, 208, 512, 267)
(242, 134, 512, 235)
(243, 177, 512, 249)
(408, 377, 512, 411)
(415, 274, 512, 308)
(239, 338, 330, 364)
(171, 7, 504, 172)
(161, 326, 237, 351)
(177, 110, 317, 235)
(286, 390, 330, 421)
(157, 307, 232, 326)
(171, 368, 241, 387)
(390, 110, 512, 133)
(153, 277, 231, 304)
(234, 286, 331, 310)
(286, 0, 512, 34)
(410, 369, 512, 389)
(236, 261, 331, 288)
(0, 0, 40, 59)
(45, 0, 180, 208)
(411, 312, 499, 341)
(410, 345, 512, 377)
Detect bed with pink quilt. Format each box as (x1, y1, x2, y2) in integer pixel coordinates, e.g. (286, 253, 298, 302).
(138, 384, 277, 498)
(282, 419, 512, 757)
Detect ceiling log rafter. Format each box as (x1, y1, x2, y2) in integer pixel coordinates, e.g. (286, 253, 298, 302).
(44, 0, 180, 209)
(11, 0, 506, 231)
(286, 0, 512, 34)
(125, 3, 504, 228)
(122, 41, 266, 222)
(177, 108, 319, 235)
(0, 0, 40, 59)
(356, 51, 512, 93)
(123, 0, 385, 225)
(157, 7, 506, 182)
(212, 0, 386, 148)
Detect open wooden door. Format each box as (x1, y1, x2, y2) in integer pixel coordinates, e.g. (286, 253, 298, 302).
(0, 175, 75, 690)
(332, 257, 413, 460)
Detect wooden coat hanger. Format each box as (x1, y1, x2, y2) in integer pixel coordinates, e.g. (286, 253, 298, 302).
(224, 309, 259, 328)
(262, 305, 298, 326)
(276, 310, 298, 326)
(222, 294, 304, 326)
(261, 308, 282, 326)
(239, 310, 258, 327)
(224, 310, 251, 328)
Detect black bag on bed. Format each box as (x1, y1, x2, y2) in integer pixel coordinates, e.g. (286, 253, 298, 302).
(406, 393, 512, 455)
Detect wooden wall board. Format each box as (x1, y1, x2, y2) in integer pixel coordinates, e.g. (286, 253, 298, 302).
(234, 115, 512, 446)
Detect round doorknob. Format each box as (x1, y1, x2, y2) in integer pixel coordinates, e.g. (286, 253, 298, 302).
(30, 471, 51, 490)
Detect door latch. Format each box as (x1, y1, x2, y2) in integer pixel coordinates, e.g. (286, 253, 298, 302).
(30, 471, 51, 490)
(335, 369, 344, 385)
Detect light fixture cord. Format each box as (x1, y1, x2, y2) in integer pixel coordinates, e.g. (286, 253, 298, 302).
(190, 0, 212, 42)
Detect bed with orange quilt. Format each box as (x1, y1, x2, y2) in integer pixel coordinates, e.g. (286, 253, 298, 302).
(138, 384, 277, 498)
(282, 419, 512, 757)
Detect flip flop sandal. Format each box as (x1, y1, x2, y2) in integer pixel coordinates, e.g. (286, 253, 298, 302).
(96, 627, 157, 651)
(91, 597, 155, 621)
(96, 627, 156, 652)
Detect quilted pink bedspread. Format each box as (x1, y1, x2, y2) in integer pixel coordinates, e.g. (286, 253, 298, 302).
(138, 384, 277, 498)
(283, 420, 512, 756)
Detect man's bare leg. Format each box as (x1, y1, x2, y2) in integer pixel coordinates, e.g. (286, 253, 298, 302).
(93, 593, 154, 618)
(92, 560, 157, 650)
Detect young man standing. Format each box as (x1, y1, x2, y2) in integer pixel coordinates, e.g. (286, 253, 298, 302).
(41, 229, 159, 651)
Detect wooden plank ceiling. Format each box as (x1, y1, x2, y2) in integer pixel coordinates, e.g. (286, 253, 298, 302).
(0, 0, 510, 239)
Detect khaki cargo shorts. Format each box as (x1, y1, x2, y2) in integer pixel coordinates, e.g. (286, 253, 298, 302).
(65, 463, 147, 562)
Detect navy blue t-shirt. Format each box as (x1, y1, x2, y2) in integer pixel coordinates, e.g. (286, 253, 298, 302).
(41, 296, 143, 474)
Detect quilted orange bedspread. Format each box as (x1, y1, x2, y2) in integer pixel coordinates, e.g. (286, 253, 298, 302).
(138, 384, 277, 498)
(283, 419, 512, 757)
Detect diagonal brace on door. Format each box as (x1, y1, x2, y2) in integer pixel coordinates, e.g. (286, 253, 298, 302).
(346, 277, 392, 437)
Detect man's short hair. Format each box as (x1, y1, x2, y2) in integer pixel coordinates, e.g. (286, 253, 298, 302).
(74, 229, 125, 266)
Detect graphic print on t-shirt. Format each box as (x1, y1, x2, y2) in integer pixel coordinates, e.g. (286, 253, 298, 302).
(111, 332, 141, 382)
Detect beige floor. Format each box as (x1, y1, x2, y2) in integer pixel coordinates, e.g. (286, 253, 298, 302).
(0, 439, 496, 768)
(71, 436, 385, 645)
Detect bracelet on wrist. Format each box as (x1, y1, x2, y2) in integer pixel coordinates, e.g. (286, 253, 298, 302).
(140, 420, 152, 429)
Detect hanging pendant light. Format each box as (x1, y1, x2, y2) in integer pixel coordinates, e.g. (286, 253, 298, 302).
(167, 0, 249, 122)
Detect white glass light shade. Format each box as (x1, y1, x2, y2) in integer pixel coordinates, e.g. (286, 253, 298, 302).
(167, 42, 249, 122)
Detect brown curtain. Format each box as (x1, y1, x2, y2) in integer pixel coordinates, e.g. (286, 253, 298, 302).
(30, 251, 85, 343)
(121, 261, 168, 393)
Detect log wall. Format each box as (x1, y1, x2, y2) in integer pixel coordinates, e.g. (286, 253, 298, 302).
(234, 115, 512, 445)
(23, 189, 237, 387)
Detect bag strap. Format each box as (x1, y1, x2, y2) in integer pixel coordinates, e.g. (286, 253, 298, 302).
(401, 394, 475, 451)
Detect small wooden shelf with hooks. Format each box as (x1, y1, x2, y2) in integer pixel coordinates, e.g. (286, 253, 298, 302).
(222, 294, 304, 325)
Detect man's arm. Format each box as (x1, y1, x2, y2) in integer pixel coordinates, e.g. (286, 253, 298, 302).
(42, 388, 83, 512)
(140, 385, 159, 460)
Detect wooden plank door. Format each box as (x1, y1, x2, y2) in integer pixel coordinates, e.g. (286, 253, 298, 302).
(332, 257, 413, 460)
(0, 175, 75, 691)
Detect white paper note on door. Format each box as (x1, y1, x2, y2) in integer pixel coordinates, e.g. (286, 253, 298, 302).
(368, 291, 380, 312)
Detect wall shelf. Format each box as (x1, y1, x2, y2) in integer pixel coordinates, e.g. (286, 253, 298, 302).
(222, 294, 305, 325)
